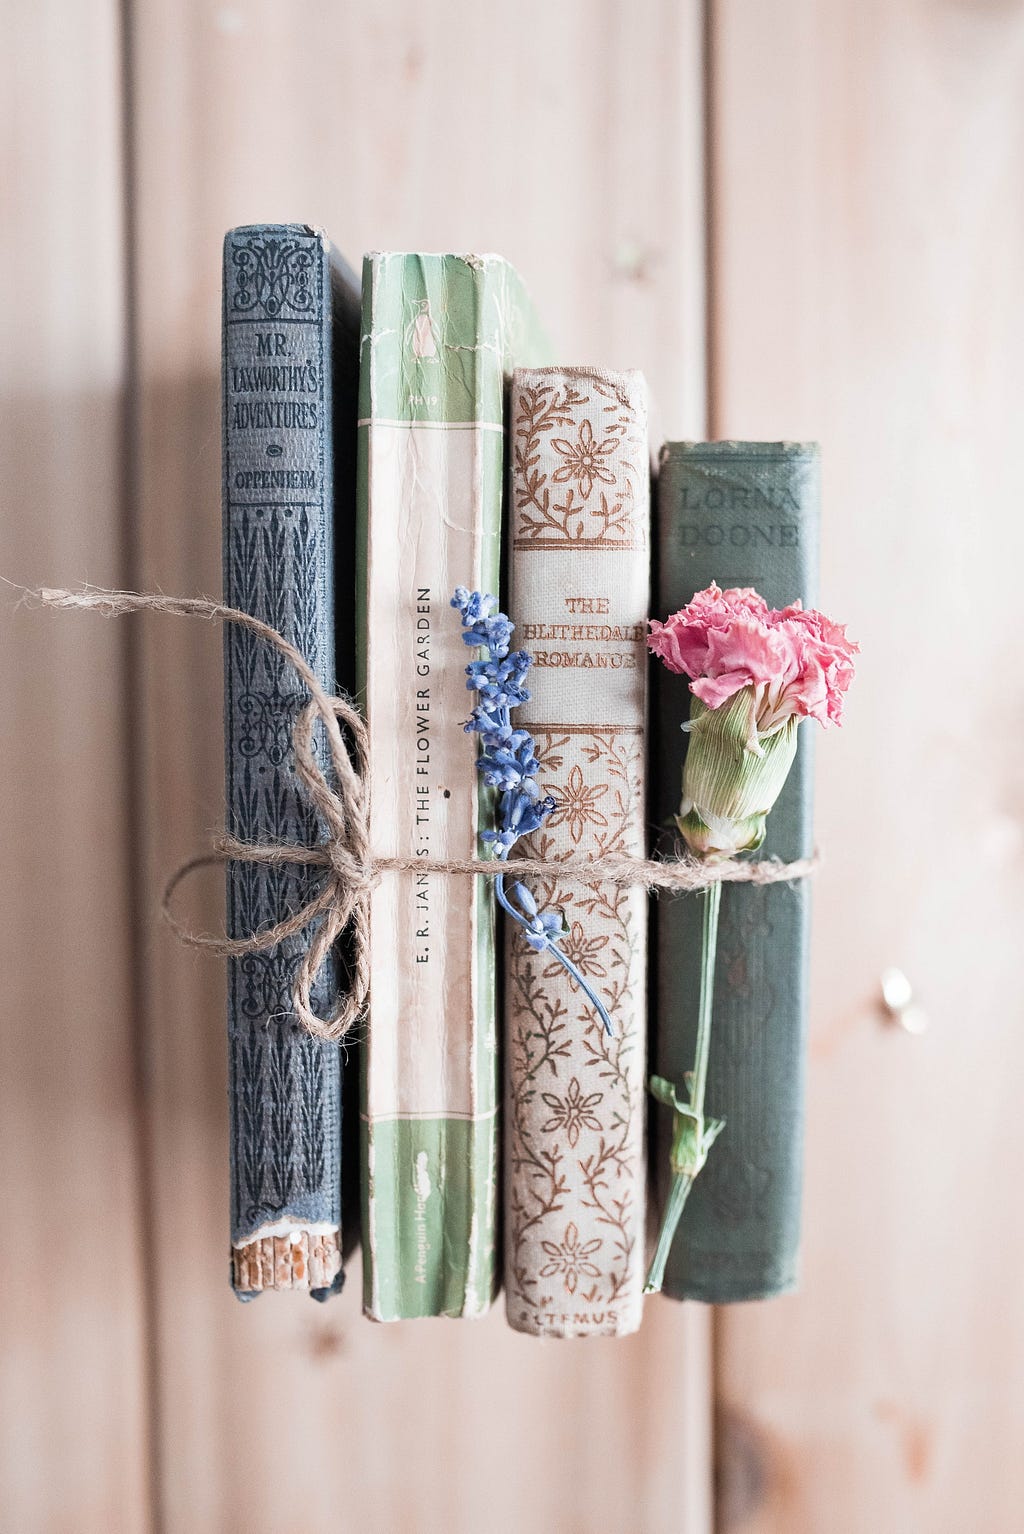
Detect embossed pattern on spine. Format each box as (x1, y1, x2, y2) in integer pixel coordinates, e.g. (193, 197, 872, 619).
(223, 225, 353, 1297)
(505, 368, 650, 1338)
(653, 441, 820, 1302)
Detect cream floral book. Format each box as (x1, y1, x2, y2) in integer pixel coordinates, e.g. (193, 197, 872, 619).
(504, 366, 650, 1337)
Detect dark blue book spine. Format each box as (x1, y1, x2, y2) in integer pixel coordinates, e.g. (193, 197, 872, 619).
(222, 225, 357, 1299)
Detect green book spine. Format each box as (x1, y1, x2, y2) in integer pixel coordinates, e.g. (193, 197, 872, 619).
(356, 253, 548, 1319)
(653, 441, 820, 1301)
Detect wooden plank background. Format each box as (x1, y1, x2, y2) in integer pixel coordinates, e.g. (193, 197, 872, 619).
(2, 0, 1023, 1529)
(0, 3, 153, 1530)
(710, 3, 1024, 1531)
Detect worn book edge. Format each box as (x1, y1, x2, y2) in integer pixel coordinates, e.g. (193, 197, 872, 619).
(357, 253, 549, 1319)
(223, 224, 359, 1297)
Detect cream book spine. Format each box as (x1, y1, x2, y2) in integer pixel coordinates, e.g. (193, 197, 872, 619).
(356, 253, 549, 1320)
(504, 366, 650, 1338)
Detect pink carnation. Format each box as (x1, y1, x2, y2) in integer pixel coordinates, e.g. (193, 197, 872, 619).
(647, 582, 858, 735)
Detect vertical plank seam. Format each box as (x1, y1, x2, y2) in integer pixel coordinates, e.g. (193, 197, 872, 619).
(118, 1, 165, 1528)
(701, 5, 725, 1534)
(704, 0, 720, 445)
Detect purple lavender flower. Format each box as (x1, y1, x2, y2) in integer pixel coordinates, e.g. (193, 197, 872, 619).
(508, 882, 566, 952)
(465, 654, 532, 710)
(452, 586, 514, 658)
(451, 587, 613, 1036)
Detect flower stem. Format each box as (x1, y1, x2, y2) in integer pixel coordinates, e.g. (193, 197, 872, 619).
(644, 878, 724, 1294)
(544, 940, 614, 1037)
(691, 878, 722, 1119)
(494, 871, 613, 1036)
(643, 1173, 694, 1294)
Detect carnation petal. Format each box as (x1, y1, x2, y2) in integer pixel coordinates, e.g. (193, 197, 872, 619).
(703, 614, 788, 685)
(690, 671, 751, 711)
(649, 584, 856, 733)
(647, 617, 709, 679)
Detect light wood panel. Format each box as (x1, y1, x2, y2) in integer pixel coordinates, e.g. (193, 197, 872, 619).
(127, 2, 711, 1530)
(0, 3, 152, 1530)
(710, 2, 1024, 1530)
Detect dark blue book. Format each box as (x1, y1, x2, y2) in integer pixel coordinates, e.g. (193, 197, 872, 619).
(222, 225, 360, 1299)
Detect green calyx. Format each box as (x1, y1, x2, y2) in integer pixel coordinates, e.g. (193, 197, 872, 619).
(677, 688, 800, 858)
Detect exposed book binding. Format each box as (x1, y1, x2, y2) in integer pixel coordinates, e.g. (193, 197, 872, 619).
(505, 366, 650, 1337)
(652, 440, 820, 1301)
(357, 253, 549, 1319)
(222, 224, 360, 1298)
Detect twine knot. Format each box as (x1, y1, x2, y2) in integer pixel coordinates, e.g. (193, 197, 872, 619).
(166, 690, 377, 1041)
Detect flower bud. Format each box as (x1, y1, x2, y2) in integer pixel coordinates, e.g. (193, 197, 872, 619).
(677, 686, 800, 859)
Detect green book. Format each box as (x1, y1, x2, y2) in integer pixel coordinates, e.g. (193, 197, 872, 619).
(356, 253, 548, 1319)
(652, 441, 820, 1301)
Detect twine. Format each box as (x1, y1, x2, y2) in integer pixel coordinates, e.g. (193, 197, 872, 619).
(32, 585, 818, 1043)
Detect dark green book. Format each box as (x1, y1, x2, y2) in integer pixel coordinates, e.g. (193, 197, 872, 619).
(652, 441, 820, 1301)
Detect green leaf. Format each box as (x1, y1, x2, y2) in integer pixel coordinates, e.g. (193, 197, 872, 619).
(649, 1074, 685, 1112)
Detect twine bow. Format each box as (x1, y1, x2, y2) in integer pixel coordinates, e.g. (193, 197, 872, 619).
(32, 586, 819, 1045)
(38, 587, 373, 1040)
(164, 693, 374, 1043)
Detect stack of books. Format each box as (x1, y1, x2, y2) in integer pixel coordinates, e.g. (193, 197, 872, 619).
(222, 224, 819, 1329)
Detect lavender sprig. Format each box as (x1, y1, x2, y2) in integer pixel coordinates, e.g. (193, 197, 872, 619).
(451, 586, 613, 1036)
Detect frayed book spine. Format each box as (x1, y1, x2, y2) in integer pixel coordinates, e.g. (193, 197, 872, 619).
(356, 253, 549, 1320)
(222, 225, 359, 1299)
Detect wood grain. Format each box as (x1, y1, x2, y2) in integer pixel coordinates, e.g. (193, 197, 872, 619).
(9, 0, 1024, 1526)
(0, 2, 152, 1530)
(126, 1, 711, 1530)
(709, 2, 1024, 1530)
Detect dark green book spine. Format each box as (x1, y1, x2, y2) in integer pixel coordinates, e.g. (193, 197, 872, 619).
(652, 441, 820, 1301)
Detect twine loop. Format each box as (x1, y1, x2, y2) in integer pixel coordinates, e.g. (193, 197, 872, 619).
(31, 585, 819, 1043)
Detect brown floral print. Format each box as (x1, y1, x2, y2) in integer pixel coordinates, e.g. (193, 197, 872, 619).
(505, 366, 649, 1338)
(539, 1222, 603, 1295)
(546, 762, 609, 843)
(542, 921, 609, 980)
(512, 372, 647, 548)
(540, 1077, 605, 1148)
(506, 728, 646, 1330)
(550, 417, 617, 500)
